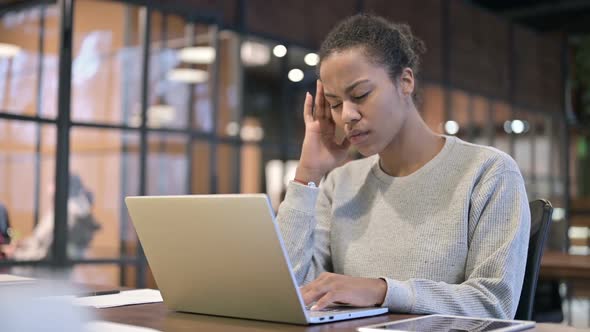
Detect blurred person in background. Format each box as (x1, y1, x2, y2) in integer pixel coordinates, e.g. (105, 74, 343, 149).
(0, 174, 100, 262)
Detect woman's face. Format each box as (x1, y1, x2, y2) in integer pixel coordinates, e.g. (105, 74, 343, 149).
(319, 48, 413, 157)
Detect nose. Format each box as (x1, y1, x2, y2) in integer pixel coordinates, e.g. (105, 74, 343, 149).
(341, 101, 361, 125)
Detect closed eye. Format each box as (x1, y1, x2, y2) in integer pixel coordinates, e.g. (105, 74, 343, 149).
(329, 102, 342, 110)
(352, 91, 370, 102)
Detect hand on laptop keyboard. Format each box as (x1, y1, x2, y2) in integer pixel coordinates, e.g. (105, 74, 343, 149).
(305, 303, 352, 312)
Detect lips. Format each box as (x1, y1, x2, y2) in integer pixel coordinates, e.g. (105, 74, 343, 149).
(347, 130, 370, 145)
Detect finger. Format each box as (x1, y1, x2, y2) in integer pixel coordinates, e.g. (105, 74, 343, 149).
(300, 281, 316, 300)
(318, 117, 337, 141)
(324, 99, 332, 121)
(319, 98, 337, 126)
(300, 283, 311, 296)
(311, 292, 337, 311)
(303, 92, 314, 124)
(301, 284, 329, 306)
(315, 80, 325, 119)
(301, 276, 331, 305)
(301, 272, 331, 295)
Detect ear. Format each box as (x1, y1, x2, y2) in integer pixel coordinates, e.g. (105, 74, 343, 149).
(399, 68, 415, 96)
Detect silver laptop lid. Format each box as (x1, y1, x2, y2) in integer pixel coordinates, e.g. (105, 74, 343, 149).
(125, 194, 308, 324)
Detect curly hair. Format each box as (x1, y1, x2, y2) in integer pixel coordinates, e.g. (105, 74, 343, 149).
(318, 14, 426, 85)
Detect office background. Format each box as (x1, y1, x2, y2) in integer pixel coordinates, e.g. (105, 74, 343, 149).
(0, 0, 588, 327)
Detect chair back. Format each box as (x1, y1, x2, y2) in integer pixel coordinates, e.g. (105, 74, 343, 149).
(515, 199, 553, 320)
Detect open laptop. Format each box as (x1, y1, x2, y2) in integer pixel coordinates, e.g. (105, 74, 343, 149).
(125, 194, 388, 325)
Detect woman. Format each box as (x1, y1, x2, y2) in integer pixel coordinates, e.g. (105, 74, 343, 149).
(277, 14, 530, 319)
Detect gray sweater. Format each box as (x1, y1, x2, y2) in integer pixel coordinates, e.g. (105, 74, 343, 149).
(277, 136, 530, 319)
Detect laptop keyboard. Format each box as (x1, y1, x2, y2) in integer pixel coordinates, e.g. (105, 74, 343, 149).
(306, 307, 340, 312)
(305, 305, 355, 314)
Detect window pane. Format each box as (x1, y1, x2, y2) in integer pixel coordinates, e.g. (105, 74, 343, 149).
(147, 133, 188, 195)
(240, 140, 263, 194)
(0, 121, 55, 264)
(0, 5, 58, 118)
(242, 36, 282, 145)
(492, 101, 511, 155)
(217, 143, 240, 194)
(147, 12, 190, 130)
(70, 127, 140, 261)
(216, 30, 241, 138)
(513, 109, 532, 190)
(286, 45, 315, 146)
(148, 13, 224, 132)
(190, 140, 211, 194)
(261, 143, 294, 211)
(70, 1, 142, 124)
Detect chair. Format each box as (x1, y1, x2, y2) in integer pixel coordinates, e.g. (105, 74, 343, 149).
(0, 203, 10, 244)
(515, 199, 553, 320)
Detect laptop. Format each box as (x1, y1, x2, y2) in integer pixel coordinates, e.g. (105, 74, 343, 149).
(125, 194, 388, 324)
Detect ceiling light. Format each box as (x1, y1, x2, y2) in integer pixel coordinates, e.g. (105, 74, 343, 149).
(273, 45, 287, 58)
(130, 104, 176, 128)
(167, 68, 208, 83)
(288, 69, 304, 82)
(178, 46, 215, 64)
(148, 104, 175, 125)
(241, 41, 270, 66)
(444, 120, 459, 135)
(0, 43, 20, 58)
(511, 119, 525, 134)
(504, 121, 512, 134)
(552, 207, 565, 221)
(240, 125, 264, 141)
(225, 121, 240, 136)
(304, 53, 319, 66)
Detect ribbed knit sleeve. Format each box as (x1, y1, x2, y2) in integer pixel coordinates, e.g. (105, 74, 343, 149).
(277, 176, 335, 285)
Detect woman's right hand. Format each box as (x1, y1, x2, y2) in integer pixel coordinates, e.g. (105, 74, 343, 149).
(0, 243, 16, 259)
(295, 80, 350, 184)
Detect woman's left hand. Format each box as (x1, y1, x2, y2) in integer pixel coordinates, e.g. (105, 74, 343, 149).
(300, 272, 387, 310)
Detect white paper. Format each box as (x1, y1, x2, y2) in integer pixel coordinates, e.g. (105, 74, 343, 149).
(0, 274, 36, 284)
(85, 321, 162, 332)
(73, 289, 163, 309)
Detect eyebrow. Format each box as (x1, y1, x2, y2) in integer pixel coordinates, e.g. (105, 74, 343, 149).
(323, 79, 370, 98)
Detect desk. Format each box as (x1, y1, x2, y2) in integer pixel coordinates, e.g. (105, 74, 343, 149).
(96, 302, 584, 332)
(540, 251, 590, 280)
(2, 280, 584, 331)
(539, 251, 590, 326)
